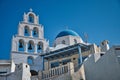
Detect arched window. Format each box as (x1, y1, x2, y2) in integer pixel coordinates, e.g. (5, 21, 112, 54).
(24, 26, 30, 36)
(62, 40, 65, 44)
(18, 39, 24, 51)
(32, 27, 38, 37)
(37, 42, 43, 53)
(28, 40, 34, 53)
(74, 39, 77, 44)
(29, 14, 34, 23)
(27, 56, 34, 65)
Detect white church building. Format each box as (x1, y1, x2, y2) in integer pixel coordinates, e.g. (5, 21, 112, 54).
(0, 9, 120, 80)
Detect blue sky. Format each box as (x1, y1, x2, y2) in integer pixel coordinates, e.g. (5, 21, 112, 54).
(0, 0, 120, 59)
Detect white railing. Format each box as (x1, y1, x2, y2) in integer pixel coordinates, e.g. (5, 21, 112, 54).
(39, 62, 74, 80)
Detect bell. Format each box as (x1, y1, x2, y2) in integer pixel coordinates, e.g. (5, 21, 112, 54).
(19, 43, 23, 48)
(28, 44, 32, 50)
(38, 45, 41, 50)
(33, 31, 37, 35)
(25, 29, 28, 33)
(29, 17, 33, 22)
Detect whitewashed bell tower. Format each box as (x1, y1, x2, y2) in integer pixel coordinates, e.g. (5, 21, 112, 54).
(11, 9, 49, 70)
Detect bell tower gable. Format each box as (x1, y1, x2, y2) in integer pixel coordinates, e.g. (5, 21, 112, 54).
(23, 8, 39, 24)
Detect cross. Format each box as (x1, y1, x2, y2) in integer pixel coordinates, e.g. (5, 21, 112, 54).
(29, 8, 33, 12)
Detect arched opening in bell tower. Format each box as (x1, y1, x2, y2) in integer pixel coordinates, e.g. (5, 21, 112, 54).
(24, 26, 30, 36)
(32, 27, 38, 37)
(18, 39, 25, 51)
(28, 40, 35, 53)
(37, 42, 43, 53)
(29, 14, 34, 23)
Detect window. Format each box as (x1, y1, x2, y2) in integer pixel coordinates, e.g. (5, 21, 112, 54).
(62, 59, 71, 65)
(51, 62, 59, 68)
(26, 65, 28, 68)
(33, 27, 38, 37)
(74, 39, 77, 44)
(102, 42, 104, 45)
(73, 58, 76, 60)
(18, 39, 24, 51)
(0, 71, 7, 74)
(27, 56, 34, 65)
(29, 14, 34, 23)
(28, 40, 34, 53)
(24, 26, 30, 36)
(62, 40, 65, 44)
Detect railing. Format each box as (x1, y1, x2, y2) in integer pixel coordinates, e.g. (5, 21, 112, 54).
(39, 62, 74, 80)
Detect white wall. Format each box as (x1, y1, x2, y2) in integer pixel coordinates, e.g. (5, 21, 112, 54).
(11, 52, 43, 71)
(84, 46, 120, 80)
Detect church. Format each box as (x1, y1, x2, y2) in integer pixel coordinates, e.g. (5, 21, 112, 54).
(0, 9, 120, 80)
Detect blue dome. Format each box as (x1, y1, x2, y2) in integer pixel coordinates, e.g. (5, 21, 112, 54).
(56, 30, 79, 38)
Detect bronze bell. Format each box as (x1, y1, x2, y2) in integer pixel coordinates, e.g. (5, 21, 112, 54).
(19, 43, 23, 48)
(38, 45, 41, 50)
(33, 31, 37, 35)
(28, 44, 32, 50)
(25, 29, 28, 33)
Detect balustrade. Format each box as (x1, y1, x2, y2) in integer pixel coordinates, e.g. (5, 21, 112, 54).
(41, 62, 74, 80)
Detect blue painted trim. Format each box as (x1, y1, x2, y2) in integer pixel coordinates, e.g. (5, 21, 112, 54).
(42, 56, 44, 70)
(78, 46, 82, 64)
(44, 46, 78, 58)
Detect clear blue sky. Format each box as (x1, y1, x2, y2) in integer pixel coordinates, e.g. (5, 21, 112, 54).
(0, 0, 120, 59)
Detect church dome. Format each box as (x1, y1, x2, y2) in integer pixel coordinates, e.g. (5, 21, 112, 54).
(56, 29, 79, 38)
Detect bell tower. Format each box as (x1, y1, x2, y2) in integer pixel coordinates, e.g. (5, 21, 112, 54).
(11, 9, 49, 69)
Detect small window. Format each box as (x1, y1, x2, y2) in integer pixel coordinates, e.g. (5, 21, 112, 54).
(27, 56, 34, 65)
(51, 62, 59, 68)
(73, 58, 76, 60)
(26, 65, 28, 68)
(62, 59, 71, 65)
(100, 54, 104, 56)
(62, 40, 65, 44)
(0, 71, 7, 74)
(115, 48, 120, 50)
(102, 42, 104, 45)
(74, 39, 77, 44)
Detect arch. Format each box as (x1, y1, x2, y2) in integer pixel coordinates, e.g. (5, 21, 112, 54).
(27, 56, 34, 65)
(29, 13, 34, 23)
(28, 40, 34, 53)
(18, 39, 25, 51)
(30, 70, 38, 76)
(32, 27, 39, 37)
(37, 42, 43, 53)
(24, 26, 30, 36)
(62, 40, 65, 44)
(74, 39, 77, 44)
